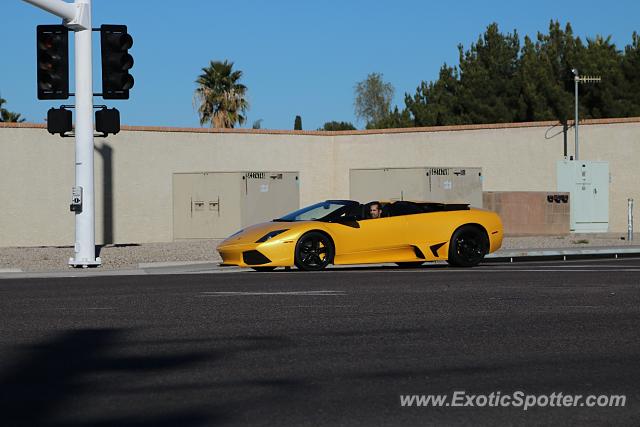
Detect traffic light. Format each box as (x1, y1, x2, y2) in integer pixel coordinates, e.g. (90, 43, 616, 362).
(100, 24, 134, 99)
(36, 25, 69, 100)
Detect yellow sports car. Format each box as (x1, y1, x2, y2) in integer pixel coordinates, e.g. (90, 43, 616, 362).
(217, 200, 503, 271)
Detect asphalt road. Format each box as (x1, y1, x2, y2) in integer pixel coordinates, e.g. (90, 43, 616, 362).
(1, 258, 639, 426)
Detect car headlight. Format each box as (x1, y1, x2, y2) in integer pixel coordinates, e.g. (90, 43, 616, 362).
(256, 229, 288, 243)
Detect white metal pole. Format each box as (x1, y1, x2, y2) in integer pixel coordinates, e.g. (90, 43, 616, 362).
(574, 76, 579, 161)
(629, 198, 634, 242)
(69, 0, 99, 266)
(23, 0, 75, 20)
(24, 0, 97, 266)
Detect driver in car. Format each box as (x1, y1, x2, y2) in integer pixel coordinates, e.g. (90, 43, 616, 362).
(369, 202, 382, 219)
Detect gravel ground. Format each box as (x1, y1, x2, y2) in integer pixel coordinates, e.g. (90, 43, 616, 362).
(0, 240, 222, 272)
(501, 233, 639, 249)
(1, 233, 638, 272)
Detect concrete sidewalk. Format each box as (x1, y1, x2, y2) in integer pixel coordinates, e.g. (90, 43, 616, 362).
(1, 233, 638, 276)
(2, 244, 640, 279)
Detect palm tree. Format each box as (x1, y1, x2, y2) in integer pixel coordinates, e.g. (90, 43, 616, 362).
(0, 97, 25, 123)
(194, 60, 249, 128)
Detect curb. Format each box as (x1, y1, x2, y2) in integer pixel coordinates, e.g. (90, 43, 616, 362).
(2, 247, 640, 279)
(138, 261, 220, 269)
(486, 246, 640, 262)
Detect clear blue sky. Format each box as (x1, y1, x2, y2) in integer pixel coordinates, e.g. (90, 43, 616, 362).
(1, 0, 638, 130)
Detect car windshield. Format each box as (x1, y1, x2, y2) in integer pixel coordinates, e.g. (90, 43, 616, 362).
(275, 201, 355, 222)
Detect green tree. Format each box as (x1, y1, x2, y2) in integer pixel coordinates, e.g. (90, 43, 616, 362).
(321, 121, 356, 131)
(294, 115, 302, 130)
(530, 21, 584, 124)
(580, 35, 628, 119)
(404, 21, 640, 129)
(194, 60, 248, 128)
(0, 96, 25, 123)
(406, 23, 525, 126)
(354, 72, 394, 126)
(405, 65, 464, 126)
(404, 21, 640, 126)
(621, 32, 640, 116)
(519, 35, 558, 121)
(366, 107, 413, 129)
(458, 23, 525, 124)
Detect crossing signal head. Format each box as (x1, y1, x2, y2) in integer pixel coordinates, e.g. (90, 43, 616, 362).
(95, 107, 121, 136)
(47, 107, 72, 136)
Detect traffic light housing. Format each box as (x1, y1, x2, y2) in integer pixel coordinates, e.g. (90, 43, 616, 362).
(36, 25, 69, 100)
(47, 107, 72, 136)
(95, 107, 120, 136)
(100, 24, 134, 99)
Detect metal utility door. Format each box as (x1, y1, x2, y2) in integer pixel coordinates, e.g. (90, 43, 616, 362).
(173, 173, 242, 239)
(557, 160, 609, 232)
(427, 167, 483, 207)
(242, 172, 300, 226)
(574, 162, 609, 230)
(587, 162, 609, 224)
(350, 169, 427, 202)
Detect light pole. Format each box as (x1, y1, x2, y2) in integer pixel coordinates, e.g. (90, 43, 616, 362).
(24, 0, 100, 267)
(571, 68, 601, 160)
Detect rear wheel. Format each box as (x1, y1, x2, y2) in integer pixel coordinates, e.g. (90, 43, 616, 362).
(251, 267, 276, 272)
(447, 225, 488, 267)
(294, 231, 334, 271)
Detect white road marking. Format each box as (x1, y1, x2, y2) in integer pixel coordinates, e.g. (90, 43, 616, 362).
(283, 305, 353, 308)
(302, 268, 640, 274)
(199, 290, 346, 296)
(562, 305, 604, 308)
(475, 269, 640, 272)
(486, 264, 639, 269)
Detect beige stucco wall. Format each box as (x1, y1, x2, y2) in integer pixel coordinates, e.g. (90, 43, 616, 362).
(1, 119, 638, 246)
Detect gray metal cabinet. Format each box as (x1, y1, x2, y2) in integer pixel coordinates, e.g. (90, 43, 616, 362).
(173, 171, 299, 239)
(350, 167, 483, 207)
(557, 160, 609, 232)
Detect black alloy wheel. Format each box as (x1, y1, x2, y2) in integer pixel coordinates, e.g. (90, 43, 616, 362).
(447, 225, 488, 267)
(294, 231, 334, 271)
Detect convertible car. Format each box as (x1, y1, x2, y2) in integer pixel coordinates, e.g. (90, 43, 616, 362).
(217, 200, 503, 271)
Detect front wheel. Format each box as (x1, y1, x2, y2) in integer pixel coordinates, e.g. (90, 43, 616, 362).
(447, 225, 488, 267)
(294, 231, 334, 271)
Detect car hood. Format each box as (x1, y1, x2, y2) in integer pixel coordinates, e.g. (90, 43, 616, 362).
(220, 221, 313, 245)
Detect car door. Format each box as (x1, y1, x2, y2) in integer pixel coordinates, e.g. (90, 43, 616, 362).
(328, 206, 414, 264)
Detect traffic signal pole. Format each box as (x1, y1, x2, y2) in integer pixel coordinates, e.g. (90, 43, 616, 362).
(24, 0, 100, 267)
(71, 0, 99, 266)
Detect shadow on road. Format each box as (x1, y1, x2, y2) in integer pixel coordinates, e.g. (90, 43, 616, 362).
(0, 328, 219, 426)
(1, 319, 638, 425)
(0, 329, 320, 426)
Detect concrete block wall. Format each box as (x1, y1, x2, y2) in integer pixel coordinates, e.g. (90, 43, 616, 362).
(1, 117, 639, 246)
(483, 192, 570, 235)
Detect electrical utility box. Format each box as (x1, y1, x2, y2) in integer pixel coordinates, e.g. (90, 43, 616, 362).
(172, 171, 299, 239)
(350, 167, 483, 207)
(557, 160, 609, 232)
